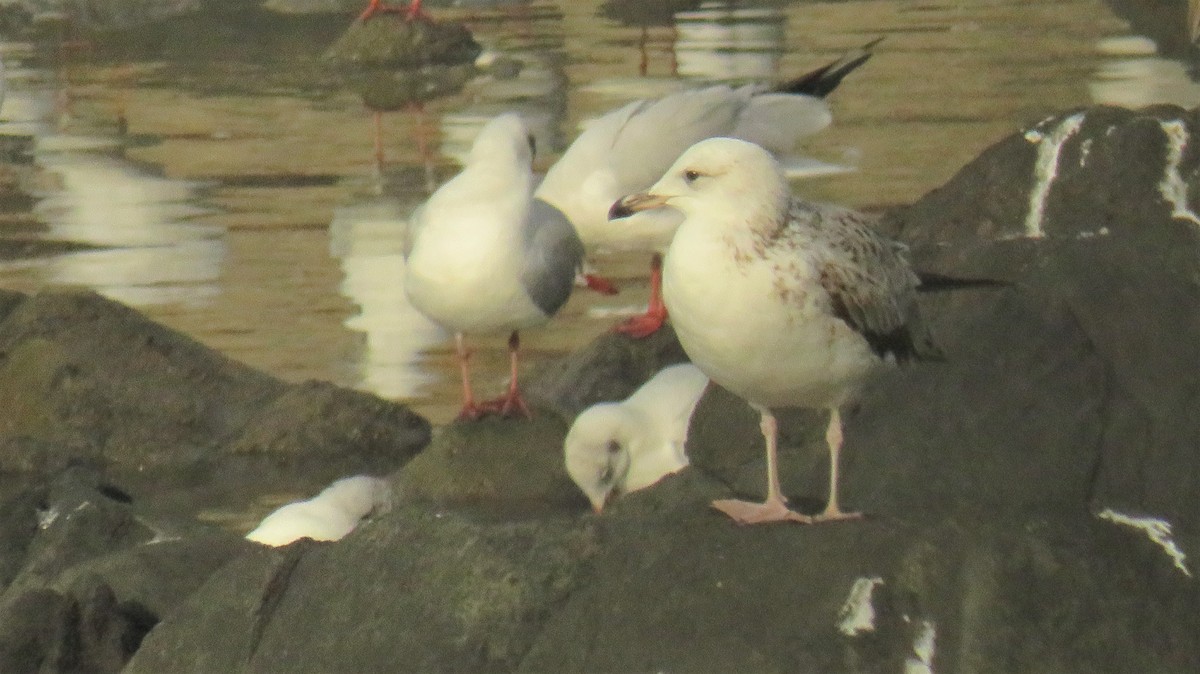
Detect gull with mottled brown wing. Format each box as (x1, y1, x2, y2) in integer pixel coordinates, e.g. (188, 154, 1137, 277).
(609, 137, 936, 525)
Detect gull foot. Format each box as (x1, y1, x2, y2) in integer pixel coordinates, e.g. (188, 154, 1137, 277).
(613, 309, 666, 338)
(583, 273, 619, 295)
(477, 394, 532, 419)
(711, 498, 812, 525)
(811, 508, 864, 524)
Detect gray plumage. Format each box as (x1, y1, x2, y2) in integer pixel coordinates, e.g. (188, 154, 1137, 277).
(523, 198, 585, 316)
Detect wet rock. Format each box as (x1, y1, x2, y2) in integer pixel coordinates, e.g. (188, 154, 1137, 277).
(525, 325, 690, 420)
(881, 105, 1200, 249)
(323, 14, 480, 68)
(394, 410, 585, 514)
(125, 507, 598, 673)
(0, 577, 157, 674)
(0, 289, 429, 479)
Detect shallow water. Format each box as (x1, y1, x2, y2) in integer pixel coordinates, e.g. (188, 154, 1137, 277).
(0, 0, 1190, 429)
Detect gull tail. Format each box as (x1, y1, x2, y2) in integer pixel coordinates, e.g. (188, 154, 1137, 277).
(774, 37, 884, 98)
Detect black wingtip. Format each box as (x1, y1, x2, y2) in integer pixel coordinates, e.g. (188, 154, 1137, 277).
(774, 36, 885, 98)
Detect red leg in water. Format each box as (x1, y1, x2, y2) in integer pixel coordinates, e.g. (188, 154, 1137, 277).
(478, 331, 533, 419)
(614, 253, 668, 338)
(583, 273, 619, 295)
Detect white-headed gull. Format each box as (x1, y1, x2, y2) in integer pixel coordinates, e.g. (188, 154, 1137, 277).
(536, 39, 880, 338)
(405, 112, 584, 419)
(246, 476, 392, 546)
(609, 137, 934, 525)
(564, 362, 709, 512)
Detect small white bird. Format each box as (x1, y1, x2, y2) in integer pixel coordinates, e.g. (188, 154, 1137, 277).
(405, 113, 584, 420)
(564, 362, 709, 513)
(610, 137, 933, 525)
(536, 40, 879, 338)
(246, 476, 392, 546)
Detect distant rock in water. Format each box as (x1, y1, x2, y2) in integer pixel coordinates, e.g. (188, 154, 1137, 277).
(324, 15, 481, 68)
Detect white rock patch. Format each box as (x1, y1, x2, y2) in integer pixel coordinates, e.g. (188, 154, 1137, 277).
(1097, 508, 1192, 578)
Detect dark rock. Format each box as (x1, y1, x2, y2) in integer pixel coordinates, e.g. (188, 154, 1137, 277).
(525, 325, 690, 420)
(126, 507, 598, 673)
(0, 289, 430, 491)
(231, 379, 429, 472)
(881, 105, 1200, 250)
(394, 409, 585, 514)
(323, 15, 480, 68)
(0, 576, 159, 674)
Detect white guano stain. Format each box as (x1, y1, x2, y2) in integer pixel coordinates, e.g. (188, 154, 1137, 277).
(1098, 508, 1192, 578)
(1156, 120, 1200, 227)
(904, 620, 937, 674)
(836, 576, 884, 636)
(1023, 112, 1087, 238)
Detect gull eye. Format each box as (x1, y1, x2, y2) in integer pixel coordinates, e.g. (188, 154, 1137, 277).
(605, 440, 621, 455)
(683, 169, 701, 184)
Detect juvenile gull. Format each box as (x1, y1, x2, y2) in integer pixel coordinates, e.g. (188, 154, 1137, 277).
(610, 137, 934, 525)
(536, 39, 879, 337)
(564, 362, 709, 512)
(405, 113, 584, 420)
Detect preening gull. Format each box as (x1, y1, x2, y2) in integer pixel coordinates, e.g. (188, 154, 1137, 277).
(405, 113, 584, 419)
(564, 362, 709, 512)
(246, 476, 392, 546)
(610, 137, 935, 525)
(536, 39, 879, 338)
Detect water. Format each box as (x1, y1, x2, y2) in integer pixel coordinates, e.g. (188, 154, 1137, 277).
(0, 0, 1189, 427)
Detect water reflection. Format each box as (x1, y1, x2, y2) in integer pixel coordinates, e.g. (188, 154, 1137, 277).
(0, 61, 225, 306)
(1090, 35, 1200, 108)
(675, 2, 784, 82)
(329, 197, 444, 398)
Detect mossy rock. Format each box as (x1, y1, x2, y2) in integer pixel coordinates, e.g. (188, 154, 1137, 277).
(394, 409, 585, 514)
(323, 15, 481, 68)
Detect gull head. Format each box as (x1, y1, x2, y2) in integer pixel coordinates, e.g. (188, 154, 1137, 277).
(467, 112, 536, 169)
(608, 137, 789, 226)
(563, 404, 636, 513)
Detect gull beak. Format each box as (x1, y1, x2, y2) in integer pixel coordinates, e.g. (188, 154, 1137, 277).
(608, 192, 670, 220)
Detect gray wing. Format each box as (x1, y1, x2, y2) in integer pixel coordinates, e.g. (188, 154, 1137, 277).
(523, 199, 585, 317)
(795, 203, 935, 361)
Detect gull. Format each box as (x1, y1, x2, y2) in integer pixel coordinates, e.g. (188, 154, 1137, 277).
(246, 476, 392, 546)
(609, 137, 935, 525)
(405, 113, 584, 420)
(564, 362, 709, 513)
(536, 39, 880, 338)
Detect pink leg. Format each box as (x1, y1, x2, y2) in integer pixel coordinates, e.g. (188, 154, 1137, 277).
(813, 408, 863, 522)
(454, 333, 485, 421)
(711, 408, 811, 525)
(478, 331, 533, 419)
(614, 253, 668, 338)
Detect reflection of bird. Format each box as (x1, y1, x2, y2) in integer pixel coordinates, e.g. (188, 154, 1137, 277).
(404, 113, 583, 420)
(536, 40, 879, 338)
(246, 476, 392, 546)
(610, 138, 933, 525)
(564, 363, 708, 513)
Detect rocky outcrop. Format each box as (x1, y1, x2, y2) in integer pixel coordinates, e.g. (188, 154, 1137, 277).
(4, 104, 1200, 672)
